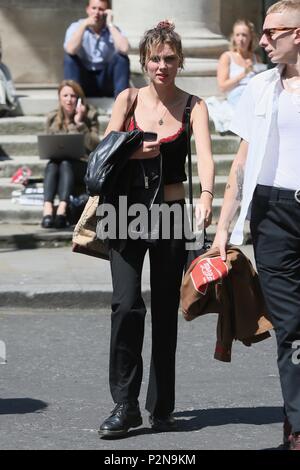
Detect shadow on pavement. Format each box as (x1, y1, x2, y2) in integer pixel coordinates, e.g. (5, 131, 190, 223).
(0, 398, 48, 415)
(173, 406, 283, 431)
(99, 406, 283, 442)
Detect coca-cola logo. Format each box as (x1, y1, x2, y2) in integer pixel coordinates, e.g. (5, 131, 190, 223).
(190, 256, 229, 295)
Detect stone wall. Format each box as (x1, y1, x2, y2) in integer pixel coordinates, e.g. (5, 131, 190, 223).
(220, 0, 263, 37)
(0, 0, 87, 83)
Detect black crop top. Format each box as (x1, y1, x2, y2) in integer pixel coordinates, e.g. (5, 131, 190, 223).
(128, 95, 193, 185)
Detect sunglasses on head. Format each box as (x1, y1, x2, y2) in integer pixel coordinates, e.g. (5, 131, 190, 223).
(262, 27, 299, 39)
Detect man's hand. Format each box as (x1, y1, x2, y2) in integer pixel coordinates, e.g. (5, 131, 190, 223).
(105, 9, 114, 26)
(83, 16, 100, 29)
(211, 228, 229, 261)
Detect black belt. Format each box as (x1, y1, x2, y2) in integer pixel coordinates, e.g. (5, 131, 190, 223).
(255, 184, 300, 203)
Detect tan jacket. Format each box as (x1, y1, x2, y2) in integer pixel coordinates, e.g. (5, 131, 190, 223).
(181, 247, 273, 362)
(46, 105, 100, 159)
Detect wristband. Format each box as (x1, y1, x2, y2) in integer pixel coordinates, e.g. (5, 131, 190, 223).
(201, 190, 214, 198)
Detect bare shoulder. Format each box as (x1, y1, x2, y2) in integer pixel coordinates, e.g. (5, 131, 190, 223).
(219, 51, 231, 64)
(190, 95, 207, 112)
(112, 88, 139, 115)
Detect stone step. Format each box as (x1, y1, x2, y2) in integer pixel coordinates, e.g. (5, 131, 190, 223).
(16, 88, 114, 116)
(0, 223, 75, 249)
(0, 156, 46, 178)
(0, 179, 24, 199)
(0, 134, 240, 157)
(0, 154, 234, 180)
(0, 213, 251, 251)
(0, 135, 37, 157)
(0, 199, 43, 224)
(0, 173, 228, 200)
(0, 221, 229, 250)
(15, 87, 223, 120)
(0, 221, 252, 250)
(0, 197, 221, 225)
(0, 115, 110, 136)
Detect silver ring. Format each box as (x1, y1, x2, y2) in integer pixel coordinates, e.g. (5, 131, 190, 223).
(295, 189, 300, 204)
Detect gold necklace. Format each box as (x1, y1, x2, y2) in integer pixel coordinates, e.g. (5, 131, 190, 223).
(158, 107, 168, 126)
(157, 97, 184, 126)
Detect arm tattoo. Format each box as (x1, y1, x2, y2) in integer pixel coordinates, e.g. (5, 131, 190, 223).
(226, 184, 231, 190)
(236, 165, 244, 201)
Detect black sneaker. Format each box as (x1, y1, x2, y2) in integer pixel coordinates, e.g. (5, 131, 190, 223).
(149, 413, 177, 432)
(98, 402, 142, 438)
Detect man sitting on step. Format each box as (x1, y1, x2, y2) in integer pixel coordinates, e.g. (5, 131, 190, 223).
(63, 0, 130, 98)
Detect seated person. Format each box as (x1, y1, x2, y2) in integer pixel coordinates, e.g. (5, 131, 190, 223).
(206, 19, 266, 133)
(0, 37, 17, 116)
(63, 0, 130, 98)
(42, 79, 100, 229)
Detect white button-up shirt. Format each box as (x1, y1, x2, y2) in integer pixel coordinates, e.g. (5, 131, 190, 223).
(229, 64, 285, 245)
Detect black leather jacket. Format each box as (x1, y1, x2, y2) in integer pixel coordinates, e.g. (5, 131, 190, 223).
(93, 130, 163, 250)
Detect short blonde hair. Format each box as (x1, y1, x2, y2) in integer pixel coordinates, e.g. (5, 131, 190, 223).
(267, 0, 300, 14)
(229, 19, 258, 53)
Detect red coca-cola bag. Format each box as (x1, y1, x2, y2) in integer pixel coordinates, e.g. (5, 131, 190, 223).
(181, 252, 229, 321)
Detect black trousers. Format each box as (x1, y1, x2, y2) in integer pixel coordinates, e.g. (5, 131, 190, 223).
(108, 208, 187, 417)
(43, 159, 87, 203)
(250, 185, 300, 433)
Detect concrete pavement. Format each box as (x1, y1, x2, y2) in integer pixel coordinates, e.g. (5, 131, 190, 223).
(0, 308, 283, 451)
(0, 244, 255, 309)
(0, 241, 289, 453)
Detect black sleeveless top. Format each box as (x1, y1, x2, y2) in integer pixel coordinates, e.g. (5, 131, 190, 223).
(128, 95, 193, 185)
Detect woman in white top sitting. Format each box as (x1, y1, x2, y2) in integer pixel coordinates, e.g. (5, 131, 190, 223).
(206, 19, 265, 133)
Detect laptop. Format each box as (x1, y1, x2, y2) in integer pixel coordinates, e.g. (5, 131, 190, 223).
(38, 134, 85, 160)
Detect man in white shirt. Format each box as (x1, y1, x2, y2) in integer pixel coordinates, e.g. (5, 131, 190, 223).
(64, 0, 130, 98)
(213, 0, 300, 450)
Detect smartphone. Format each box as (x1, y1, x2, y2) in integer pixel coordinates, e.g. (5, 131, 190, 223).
(76, 98, 82, 110)
(143, 132, 158, 142)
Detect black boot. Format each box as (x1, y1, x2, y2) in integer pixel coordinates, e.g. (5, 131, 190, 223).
(149, 413, 177, 432)
(99, 401, 142, 438)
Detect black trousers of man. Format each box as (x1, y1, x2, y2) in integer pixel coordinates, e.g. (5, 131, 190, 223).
(108, 205, 187, 418)
(251, 184, 300, 433)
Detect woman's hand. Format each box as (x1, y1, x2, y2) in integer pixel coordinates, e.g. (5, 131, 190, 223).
(195, 192, 213, 229)
(74, 103, 87, 126)
(244, 58, 254, 75)
(130, 140, 161, 160)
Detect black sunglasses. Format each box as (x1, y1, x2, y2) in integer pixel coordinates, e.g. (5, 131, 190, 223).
(262, 27, 299, 39)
